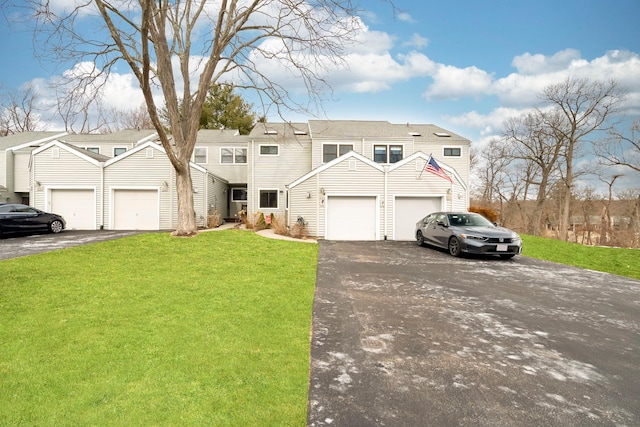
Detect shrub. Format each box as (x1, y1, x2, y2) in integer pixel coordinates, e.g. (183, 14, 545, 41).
(207, 210, 223, 228)
(289, 223, 308, 239)
(271, 214, 289, 236)
(469, 206, 499, 223)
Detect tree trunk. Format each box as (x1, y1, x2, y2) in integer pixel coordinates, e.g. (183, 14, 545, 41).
(173, 164, 197, 237)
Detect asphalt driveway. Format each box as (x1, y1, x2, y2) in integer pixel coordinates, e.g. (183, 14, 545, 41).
(308, 240, 640, 426)
(0, 230, 144, 260)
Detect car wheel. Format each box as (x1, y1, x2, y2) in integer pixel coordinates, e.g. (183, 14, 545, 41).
(499, 254, 515, 260)
(416, 230, 426, 246)
(49, 220, 64, 234)
(448, 236, 462, 257)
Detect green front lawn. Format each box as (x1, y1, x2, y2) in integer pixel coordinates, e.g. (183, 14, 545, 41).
(521, 234, 640, 280)
(0, 230, 318, 426)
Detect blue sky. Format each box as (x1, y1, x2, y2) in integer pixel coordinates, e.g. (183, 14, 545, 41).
(1, 0, 639, 190)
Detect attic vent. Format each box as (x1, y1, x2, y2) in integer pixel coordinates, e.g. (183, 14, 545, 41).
(349, 159, 357, 171)
(264, 130, 278, 135)
(434, 132, 451, 137)
(408, 132, 421, 137)
(146, 148, 154, 158)
(52, 148, 60, 159)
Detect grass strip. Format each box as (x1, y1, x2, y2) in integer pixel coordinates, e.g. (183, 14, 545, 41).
(521, 234, 640, 280)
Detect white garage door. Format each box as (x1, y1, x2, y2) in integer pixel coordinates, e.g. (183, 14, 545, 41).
(326, 196, 377, 240)
(394, 197, 442, 241)
(50, 189, 95, 230)
(113, 189, 159, 230)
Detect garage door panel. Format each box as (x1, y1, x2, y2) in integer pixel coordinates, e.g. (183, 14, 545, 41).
(113, 189, 159, 230)
(394, 197, 441, 241)
(326, 196, 376, 241)
(50, 189, 95, 230)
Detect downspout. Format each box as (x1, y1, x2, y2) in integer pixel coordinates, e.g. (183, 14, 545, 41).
(100, 163, 105, 230)
(383, 165, 388, 240)
(251, 139, 255, 215)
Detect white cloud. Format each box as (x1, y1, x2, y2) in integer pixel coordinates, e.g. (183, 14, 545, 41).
(397, 12, 416, 24)
(402, 33, 429, 49)
(424, 65, 494, 99)
(512, 49, 582, 75)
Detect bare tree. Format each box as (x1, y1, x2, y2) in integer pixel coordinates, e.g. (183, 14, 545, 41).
(539, 78, 626, 241)
(501, 110, 564, 235)
(13, 0, 368, 235)
(596, 118, 640, 174)
(107, 103, 155, 131)
(0, 84, 44, 135)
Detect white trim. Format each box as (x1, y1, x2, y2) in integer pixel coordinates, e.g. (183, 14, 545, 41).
(321, 142, 354, 163)
(372, 142, 405, 164)
(6, 132, 69, 152)
(32, 141, 104, 166)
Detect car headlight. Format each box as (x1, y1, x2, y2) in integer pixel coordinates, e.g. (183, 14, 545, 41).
(511, 233, 521, 242)
(460, 233, 486, 241)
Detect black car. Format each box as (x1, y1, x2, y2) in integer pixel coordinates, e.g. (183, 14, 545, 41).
(416, 211, 522, 259)
(0, 203, 66, 237)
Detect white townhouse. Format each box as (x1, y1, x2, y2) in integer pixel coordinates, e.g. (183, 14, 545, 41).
(1, 120, 471, 240)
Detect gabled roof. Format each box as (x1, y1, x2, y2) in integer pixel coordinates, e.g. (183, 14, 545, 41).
(3, 132, 69, 152)
(32, 140, 109, 165)
(105, 140, 228, 183)
(288, 150, 383, 189)
(389, 151, 467, 190)
(59, 129, 158, 146)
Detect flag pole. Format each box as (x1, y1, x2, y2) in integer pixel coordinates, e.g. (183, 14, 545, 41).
(418, 153, 432, 179)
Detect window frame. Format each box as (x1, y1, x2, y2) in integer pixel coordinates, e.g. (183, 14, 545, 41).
(259, 144, 279, 156)
(220, 147, 247, 164)
(231, 187, 248, 202)
(113, 147, 127, 156)
(259, 189, 279, 209)
(83, 147, 100, 154)
(373, 143, 403, 164)
(322, 143, 354, 163)
(193, 147, 208, 164)
(443, 146, 462, 157)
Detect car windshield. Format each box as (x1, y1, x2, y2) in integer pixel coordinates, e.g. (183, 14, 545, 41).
(447, 213, 494, 227)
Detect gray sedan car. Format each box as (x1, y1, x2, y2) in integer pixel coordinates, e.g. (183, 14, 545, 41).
(416, 212, 522, 259)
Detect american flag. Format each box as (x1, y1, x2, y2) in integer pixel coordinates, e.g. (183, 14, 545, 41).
(425, 157, 453, 183)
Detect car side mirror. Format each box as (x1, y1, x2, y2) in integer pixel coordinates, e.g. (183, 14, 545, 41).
(437, 221, 447, 227)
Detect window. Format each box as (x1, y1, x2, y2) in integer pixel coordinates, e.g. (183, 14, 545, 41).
(85, 147, 100, 154)
(232, 188, 247, 202)
(444, 147, 461, 157)
(259, 189, 278, 209)
(194, 147, 207, 164)
(260, 145, 278, 155)
(323, 144, 353, 163)
(221, 147, 247, 164)
(373, 144, 403, 163)
(113, 147, 127, 156)
(234, 148, 247, 163)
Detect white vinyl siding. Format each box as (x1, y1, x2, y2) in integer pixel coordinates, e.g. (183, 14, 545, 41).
(31, 146, 103, 228)
(13, 152, 31, 192)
